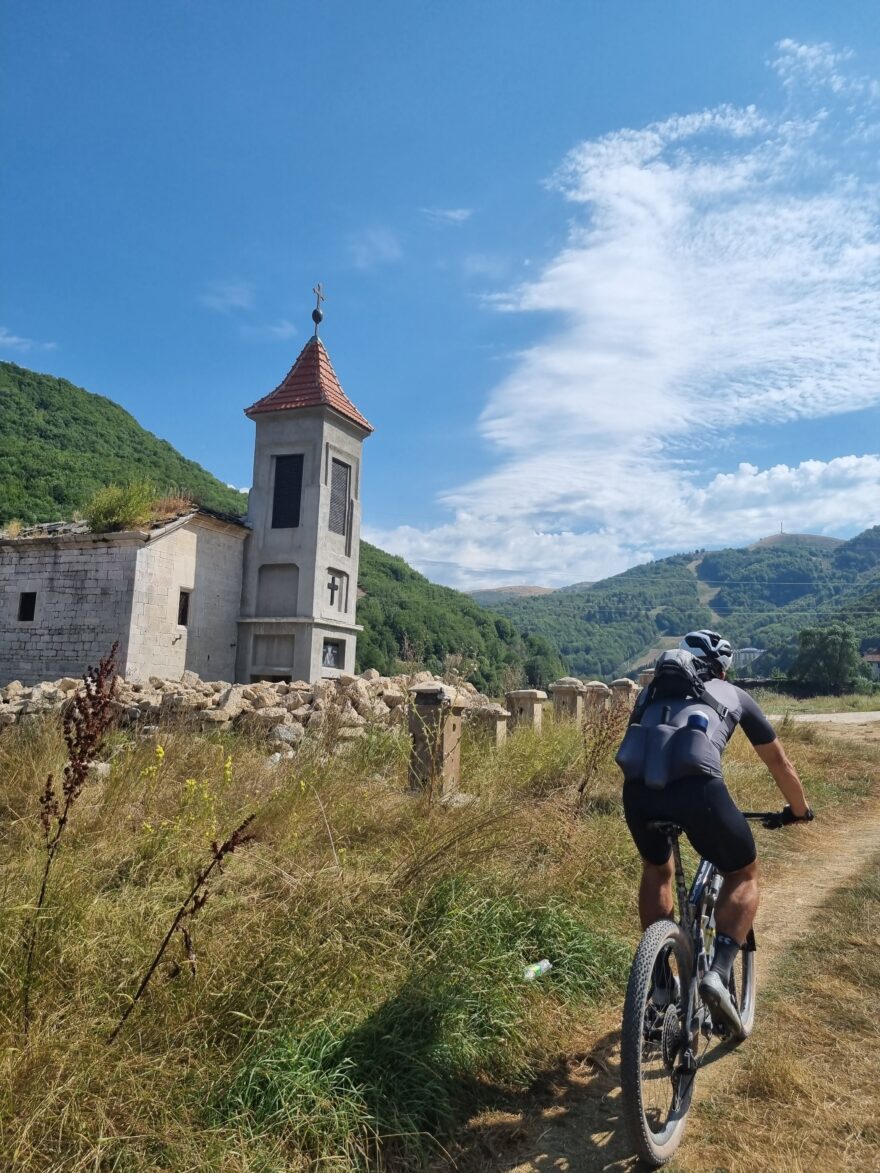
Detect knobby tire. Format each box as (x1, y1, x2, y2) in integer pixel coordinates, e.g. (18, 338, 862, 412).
(620, 919, 695, 1167)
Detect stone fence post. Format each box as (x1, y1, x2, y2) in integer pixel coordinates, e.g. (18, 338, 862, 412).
(610, 677, 640, 714)
(549, 677, 588, 723)
(638, 670, 654, 688)
(408, 683, 466, 794)
(505, 689, 548, 733)
(469, 702, 511, 747)
(583, 681, 612, 717)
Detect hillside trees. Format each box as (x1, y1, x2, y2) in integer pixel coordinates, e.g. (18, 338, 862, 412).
(355, 543, 528, 693)
(790, 623, 862, 693)
(0, 363, 247, 523)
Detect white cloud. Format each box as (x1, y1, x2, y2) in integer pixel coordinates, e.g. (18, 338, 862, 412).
(348, 227, 403, 269)
(0, 326, 56, 353)
(0, 327, 34, 351)
(240, 318, 297, 342)
(422, 207, 474, 226)
(199, 280, 255, 313)
(461, 252, 510, 281)
(372, 43, 880, 588)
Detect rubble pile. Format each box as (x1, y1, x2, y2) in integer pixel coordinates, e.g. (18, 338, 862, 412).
(0, 669, 495, 752)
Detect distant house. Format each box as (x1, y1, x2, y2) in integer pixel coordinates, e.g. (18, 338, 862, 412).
(862, 651, 880, 679)
(0, 331, 373, 686)
(732, 647, 764, 670)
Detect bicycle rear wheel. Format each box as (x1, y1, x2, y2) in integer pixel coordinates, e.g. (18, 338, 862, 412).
(620, 919, 695, 1167)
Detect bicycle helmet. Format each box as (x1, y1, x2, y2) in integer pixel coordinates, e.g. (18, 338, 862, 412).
(679, 629, 733, 674)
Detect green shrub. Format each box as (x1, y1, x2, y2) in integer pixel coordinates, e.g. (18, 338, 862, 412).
(83, 480, 156, 532)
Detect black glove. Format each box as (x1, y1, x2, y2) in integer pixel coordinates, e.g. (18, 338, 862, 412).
(763, 805, 814, 829)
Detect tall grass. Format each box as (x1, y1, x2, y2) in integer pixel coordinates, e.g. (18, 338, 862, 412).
(0, 703, 876, 1170)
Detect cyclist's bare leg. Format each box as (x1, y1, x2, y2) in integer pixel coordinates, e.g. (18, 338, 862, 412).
(714, 860, 759, 942)
(638, 856, 675, 930)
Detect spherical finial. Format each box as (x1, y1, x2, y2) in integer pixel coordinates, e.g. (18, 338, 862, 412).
(312, 283, 325, 336)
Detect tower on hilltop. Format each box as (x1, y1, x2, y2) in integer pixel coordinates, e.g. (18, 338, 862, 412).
(237, 292, 373, 683)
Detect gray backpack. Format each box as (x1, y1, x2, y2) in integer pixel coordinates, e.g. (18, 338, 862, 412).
(615, 650, 738, 789)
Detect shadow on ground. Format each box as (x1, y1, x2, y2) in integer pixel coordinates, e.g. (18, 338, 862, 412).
(441, 1029, 641, 1172)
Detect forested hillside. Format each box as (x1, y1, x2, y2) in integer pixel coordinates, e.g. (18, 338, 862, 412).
(356, 543, 560, 693)
(697, 530, 880, 673)
(485, 554, 714, 678)
(481, 531, 880, 677)
(0, 363, 248, 522)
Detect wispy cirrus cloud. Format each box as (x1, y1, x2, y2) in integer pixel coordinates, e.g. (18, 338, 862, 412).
(199, 279, 255, 313)
(239, 318, 297, 342)
(0, 326, 56, 353)
(422, 206, 474, 226)
(771, 38, 879, 101)
(348, 227, 403, 269)
(370, 42, 880, 589)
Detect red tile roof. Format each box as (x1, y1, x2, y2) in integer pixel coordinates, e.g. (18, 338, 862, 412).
(245, 336, 373, 432)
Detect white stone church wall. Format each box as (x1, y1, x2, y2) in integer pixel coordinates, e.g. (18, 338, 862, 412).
(184, 523, 246, 681)
(0, 539, 139, 684)
(125, 520, 245, 682)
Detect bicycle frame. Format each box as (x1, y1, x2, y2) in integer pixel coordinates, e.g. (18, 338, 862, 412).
(662, 816, 766, 1067)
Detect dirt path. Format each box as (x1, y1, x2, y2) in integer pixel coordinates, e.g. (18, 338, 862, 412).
(453, 793, 880, 1172)
(766, 710, 880, 744)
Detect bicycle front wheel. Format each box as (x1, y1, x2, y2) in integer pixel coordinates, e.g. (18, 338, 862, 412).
(620, 919, 695, 1167)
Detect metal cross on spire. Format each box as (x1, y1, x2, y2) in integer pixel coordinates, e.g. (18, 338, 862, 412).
(312, 283, 325, 337)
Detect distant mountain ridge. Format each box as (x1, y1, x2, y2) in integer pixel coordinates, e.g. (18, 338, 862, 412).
(473, 531, 880, 678)
(468, 585, 555, 606)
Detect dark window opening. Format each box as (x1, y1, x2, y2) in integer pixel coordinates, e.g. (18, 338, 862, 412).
(329, 459, 350, 535)
(272, 453, 304, 529)
(18, 592, 36, 622)
(177, 590, 190, 626)
(322, 639, 343, 669)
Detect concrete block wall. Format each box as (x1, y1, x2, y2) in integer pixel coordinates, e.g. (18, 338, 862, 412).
(185, 521, 246, 681)
(125, 527, 197, 680)
(0, 539, 138, 684)
(126, 519, 246, 682)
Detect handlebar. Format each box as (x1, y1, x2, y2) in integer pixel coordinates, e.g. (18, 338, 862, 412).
(742, 806, 815, 829)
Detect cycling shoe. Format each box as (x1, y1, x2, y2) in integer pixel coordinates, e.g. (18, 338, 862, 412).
(699, 970, 743, 1037)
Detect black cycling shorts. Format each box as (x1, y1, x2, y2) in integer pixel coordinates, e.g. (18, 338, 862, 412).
(623, 775, 757, 875)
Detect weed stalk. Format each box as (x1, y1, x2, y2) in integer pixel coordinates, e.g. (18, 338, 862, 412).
(22, 644, 119, 1037)
(107, 814, 257, 1042)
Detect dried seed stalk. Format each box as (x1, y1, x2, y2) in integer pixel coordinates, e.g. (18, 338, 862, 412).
(107, 814, 256, 1042)
(22, 644, 118, 1036)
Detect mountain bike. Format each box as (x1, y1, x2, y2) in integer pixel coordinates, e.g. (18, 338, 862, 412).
(620, 810, 790, 1167)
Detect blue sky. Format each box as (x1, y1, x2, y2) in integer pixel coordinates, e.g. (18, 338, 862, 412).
(3, 2, 880, 587)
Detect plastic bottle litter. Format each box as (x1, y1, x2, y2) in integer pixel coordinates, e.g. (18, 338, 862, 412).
(523, 959, 553, 982)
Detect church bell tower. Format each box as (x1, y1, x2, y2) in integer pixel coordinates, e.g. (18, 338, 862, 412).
(237, 292, 373, 683)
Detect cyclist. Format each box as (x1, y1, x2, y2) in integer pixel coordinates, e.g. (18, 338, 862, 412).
(619, 629, 813, 1035)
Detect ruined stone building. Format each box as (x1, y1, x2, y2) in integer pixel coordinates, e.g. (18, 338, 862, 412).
(0, 331, 373, 685)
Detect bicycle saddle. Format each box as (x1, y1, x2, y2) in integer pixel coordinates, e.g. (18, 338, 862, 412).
(646, 820, 684, 836)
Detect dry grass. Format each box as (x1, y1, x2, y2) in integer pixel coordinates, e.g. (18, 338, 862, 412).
(0, 702, 876, 1171)
(751, 688, 880, 714)
(678, 855, 880, 1173)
